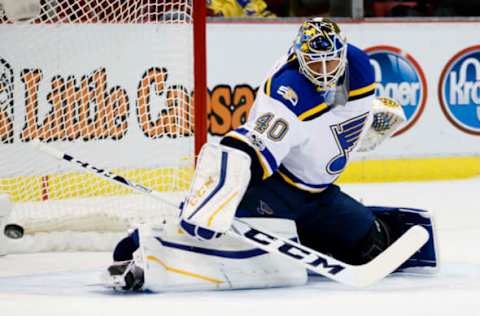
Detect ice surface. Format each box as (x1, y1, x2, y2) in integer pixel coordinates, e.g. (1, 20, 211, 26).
(0, 178, 479, 316)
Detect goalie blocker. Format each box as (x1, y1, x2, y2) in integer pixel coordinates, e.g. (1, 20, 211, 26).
(179, 143, 251, 240)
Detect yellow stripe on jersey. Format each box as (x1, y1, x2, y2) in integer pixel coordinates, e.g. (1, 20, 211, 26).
(265, 77, 273, 96)
(277, 170, 302, 189)
(348, 82, 377, 97)
(147, 256, 224, 284)
(298, 102, 328, 121)
(277, 170, 327, 193)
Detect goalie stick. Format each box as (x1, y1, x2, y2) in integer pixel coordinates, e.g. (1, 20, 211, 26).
(32, 140, 429, 288)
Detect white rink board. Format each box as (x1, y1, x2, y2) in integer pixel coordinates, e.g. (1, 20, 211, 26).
(1, 21, 479, 179)
(207, 22, 480, 159)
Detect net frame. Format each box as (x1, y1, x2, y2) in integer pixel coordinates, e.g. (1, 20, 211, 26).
(0, 0, 207, 252)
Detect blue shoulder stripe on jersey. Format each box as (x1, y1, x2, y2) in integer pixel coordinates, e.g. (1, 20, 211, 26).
(266, 45, 376, 120)
(266, 59, 331, 120)
(346, 44, 376, 101)
(263, 54, 296, 97)
(187, 151, 228, 220)
(277, 165, 332, 191)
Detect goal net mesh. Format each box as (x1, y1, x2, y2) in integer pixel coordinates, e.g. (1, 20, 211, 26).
(0, 0, 199, 252)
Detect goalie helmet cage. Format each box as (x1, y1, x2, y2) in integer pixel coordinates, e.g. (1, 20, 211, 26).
(0, 0, 207, 252)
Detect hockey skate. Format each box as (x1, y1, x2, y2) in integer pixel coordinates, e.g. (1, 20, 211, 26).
(105, 228, 146, 291)
(107, 260, 145, 291)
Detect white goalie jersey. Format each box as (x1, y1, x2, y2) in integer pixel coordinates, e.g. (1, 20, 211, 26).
(225, 44, 382, 193)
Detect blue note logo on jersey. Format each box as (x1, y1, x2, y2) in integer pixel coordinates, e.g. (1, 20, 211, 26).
(327, 113, 369, 175)
(365, 46, 427, 136)
(438, 45, 480, 135)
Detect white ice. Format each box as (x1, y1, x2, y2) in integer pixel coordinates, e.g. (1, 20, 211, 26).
(0, 178, 479, 316)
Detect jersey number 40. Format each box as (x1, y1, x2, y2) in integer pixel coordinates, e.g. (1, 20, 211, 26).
(254, 113, 289, 142)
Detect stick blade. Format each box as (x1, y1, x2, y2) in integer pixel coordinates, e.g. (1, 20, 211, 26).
(347, 225, 430, 287)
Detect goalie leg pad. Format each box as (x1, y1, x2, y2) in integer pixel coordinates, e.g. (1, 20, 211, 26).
(369, 206, 439, 273)
(113, 218, 307, 292)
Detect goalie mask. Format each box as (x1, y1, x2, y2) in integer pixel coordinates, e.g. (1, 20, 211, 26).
(294, 18, 347, 88)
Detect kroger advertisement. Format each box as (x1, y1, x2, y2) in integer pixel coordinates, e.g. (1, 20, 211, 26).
(207, 22, 480, 160)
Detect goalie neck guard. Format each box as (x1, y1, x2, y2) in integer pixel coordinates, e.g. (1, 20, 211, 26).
(293, 18, 347, 89)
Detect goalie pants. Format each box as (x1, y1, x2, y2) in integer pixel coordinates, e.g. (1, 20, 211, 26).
(236, 173, 381, 264)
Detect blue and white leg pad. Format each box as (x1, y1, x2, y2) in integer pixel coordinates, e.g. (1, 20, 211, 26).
(369, 206, 439, 273)
(112, 218, 307, 292)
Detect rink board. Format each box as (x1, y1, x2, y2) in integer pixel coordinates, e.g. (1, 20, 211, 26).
(2, 156, 479, 202)
(0, 21, 479, 199)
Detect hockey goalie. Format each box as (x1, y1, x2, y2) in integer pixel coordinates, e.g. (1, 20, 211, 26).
(106, 18, 438, 292)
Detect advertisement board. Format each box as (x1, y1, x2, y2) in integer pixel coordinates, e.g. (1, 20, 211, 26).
(206, 21, 480, 181)
(1, 21, 479, 183)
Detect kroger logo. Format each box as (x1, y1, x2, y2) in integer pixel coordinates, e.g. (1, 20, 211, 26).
(438, 45, 480, 135)
(365, 46, 427, 136)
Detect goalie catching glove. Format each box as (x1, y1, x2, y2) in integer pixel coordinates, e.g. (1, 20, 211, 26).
(357, 97, 407, 152)
(179, 143, 251, 240)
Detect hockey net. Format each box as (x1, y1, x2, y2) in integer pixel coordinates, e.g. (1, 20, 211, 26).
(0, 0, 206, 252)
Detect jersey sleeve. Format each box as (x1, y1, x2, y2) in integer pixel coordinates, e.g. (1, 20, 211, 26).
(346, 44, 376, 101)
(225, 89, 306, 180)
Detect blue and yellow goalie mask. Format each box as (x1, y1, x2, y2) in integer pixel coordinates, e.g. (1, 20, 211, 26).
(294, 18, 347, 88)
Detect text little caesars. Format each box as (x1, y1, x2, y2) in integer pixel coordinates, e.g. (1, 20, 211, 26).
(0, 61, 260, 143)
(0, 66, 193, 142)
